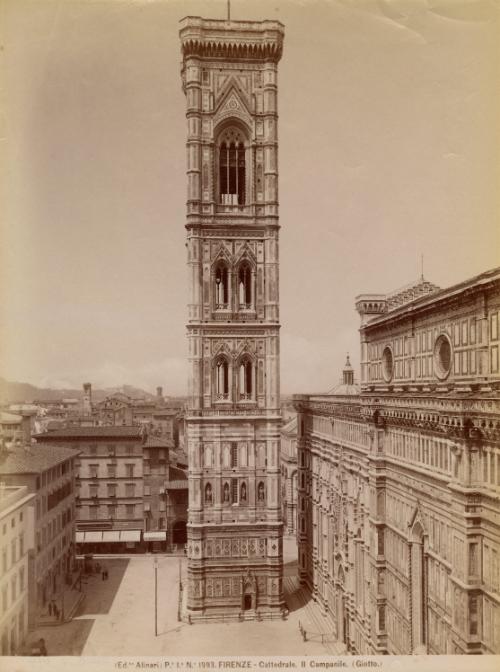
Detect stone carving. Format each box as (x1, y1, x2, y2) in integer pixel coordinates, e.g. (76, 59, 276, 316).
(225, 94, 240, 111)
(258, 482, 265, 501)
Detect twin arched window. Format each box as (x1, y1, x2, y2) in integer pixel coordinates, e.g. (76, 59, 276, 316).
(213, 261, 253, 311)
(214, 356, 254, 402)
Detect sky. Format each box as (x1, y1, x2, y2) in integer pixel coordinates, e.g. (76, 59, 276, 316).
(1, 0, 499, 395)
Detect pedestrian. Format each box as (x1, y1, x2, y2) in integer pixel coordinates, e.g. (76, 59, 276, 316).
(105, 568, 109, 580)
(53, 604, 59, 620)
(102, 569, 105, 581)
(39, 638, 47, 656)
(48, 601, 53, 616)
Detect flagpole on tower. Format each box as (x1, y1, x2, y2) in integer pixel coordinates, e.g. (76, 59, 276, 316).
(227, 1, 231, 21)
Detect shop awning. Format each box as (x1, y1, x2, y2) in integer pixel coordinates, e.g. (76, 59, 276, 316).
(143, 531, 167, 541)
(120, 530, 141, 542)
(85, 531, 103, 543)
(75, 532, 85, 543)
(102, 531, 121, 542)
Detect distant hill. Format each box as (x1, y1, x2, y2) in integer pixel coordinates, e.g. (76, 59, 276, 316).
(0, 377, 158, 404)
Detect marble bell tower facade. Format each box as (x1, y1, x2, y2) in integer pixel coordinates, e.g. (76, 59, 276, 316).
(179, 16, 285, 619)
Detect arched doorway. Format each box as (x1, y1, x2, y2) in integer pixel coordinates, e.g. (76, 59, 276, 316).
(241, 571, 257, 611)
(172, 521, 187, 545)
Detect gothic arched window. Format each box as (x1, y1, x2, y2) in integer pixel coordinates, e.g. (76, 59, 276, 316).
(220, 141, 246, 205)
(238, 263, 252, 309)
(215, 357, 229, 399)
(239, 358, 253, 399)
(214, 263, 229, 309)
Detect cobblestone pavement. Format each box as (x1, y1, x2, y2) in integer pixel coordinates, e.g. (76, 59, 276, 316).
(28, 538, 341, 656)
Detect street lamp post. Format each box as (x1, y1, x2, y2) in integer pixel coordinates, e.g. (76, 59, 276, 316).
(154, 556, 158, 637)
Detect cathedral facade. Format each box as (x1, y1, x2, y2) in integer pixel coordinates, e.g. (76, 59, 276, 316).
(179, 16, 285, 619)
(294, 268, 500, 654)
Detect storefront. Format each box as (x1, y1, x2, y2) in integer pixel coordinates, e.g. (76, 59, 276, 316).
(143, 531, 167, 553)
(76, 530, 142, 555)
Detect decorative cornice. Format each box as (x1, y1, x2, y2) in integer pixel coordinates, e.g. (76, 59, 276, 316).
(293, 392, 500, 443)
(180, 18, 284, 63)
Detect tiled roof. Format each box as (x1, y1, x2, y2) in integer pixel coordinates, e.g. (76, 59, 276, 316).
(46, 421, 64, 430)
(0, 412, 22, 424)
(363, 267, 500, 328)
(34, 426, 143, 440)
(386, 278, 440, 311)
(143, 435, 174, 449)
(0, 444, 80, 474)
(326, 381, 361, 396)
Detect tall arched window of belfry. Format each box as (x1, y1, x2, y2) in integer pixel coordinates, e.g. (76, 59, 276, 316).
(218, 126, 247, 206)
(214, 263, 229, 309)
(238, 262, 252, 309)
(239, 357, 253, 400)
(215, 357, 230, 400)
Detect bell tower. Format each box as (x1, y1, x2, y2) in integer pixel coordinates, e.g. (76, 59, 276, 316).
(180, 15, 285, 619)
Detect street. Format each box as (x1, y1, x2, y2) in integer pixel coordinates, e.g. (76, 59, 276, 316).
(29, 538, 343, 656)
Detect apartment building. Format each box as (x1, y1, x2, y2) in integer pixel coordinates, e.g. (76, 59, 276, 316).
(35, 426, 145, 553)
(0, 443, 78, 628)
(0, 484, 35, 655)
(142, 435, 189, 551)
